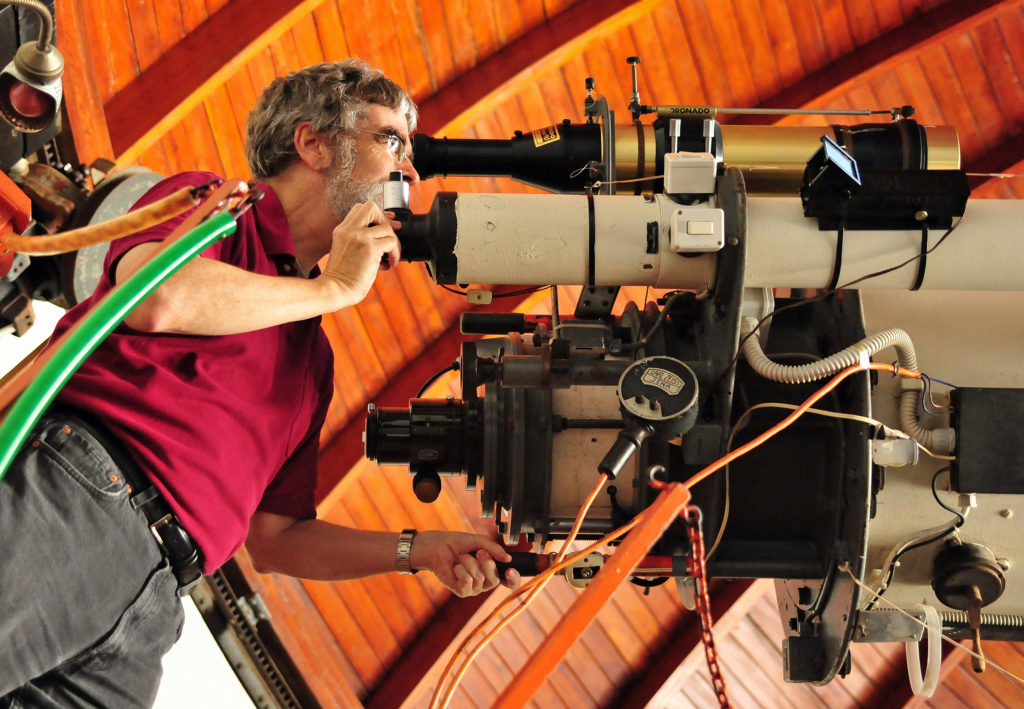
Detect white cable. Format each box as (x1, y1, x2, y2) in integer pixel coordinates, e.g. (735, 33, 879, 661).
(905, 603, 942, 696)
(739, 317, 955, 453)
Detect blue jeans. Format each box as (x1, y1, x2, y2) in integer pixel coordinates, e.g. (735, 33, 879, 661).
(0, 414, 184, 707)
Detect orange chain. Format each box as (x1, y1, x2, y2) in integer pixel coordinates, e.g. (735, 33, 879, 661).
(685, 506, 731, 709)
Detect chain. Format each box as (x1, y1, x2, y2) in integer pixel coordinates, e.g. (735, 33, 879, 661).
(685, 506, 731, 709)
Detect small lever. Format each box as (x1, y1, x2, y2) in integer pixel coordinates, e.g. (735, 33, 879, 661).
(967, 585, 987, 673)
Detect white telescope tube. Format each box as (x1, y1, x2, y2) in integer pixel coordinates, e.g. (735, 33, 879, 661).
(438, 193, 1024, 292)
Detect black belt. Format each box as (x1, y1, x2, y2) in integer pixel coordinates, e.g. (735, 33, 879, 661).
(51, 406, 203, 597)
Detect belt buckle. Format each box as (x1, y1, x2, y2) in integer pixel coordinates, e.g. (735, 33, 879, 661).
(149, 513, 202, 596)
(149, 512, 174, 546)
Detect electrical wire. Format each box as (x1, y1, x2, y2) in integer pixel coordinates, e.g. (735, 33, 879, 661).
(0, 185, 205, 255)
(706, 398, 955, 562)
(432, 473, 614, 709)
(439, 283, 552, 298)
(618, 290, 687, 352)
(686, 362, 920, 493)
(840, 563, 1024, 688)
(864, 467, 968, 610)
(719, 217, 964, 386)
(0, 212, 241, 479)
(416, 361, 459, 398)
(437, 363, 924, 705)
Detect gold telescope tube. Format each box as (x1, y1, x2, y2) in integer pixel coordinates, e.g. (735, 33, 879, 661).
(612, 122, 961, 195)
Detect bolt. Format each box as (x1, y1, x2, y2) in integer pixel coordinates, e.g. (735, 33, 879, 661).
(1000, 508, 1014, 519)
(997, 558, 1011, 571)
(580, 567, 594, 579)
(915, 210, 929, 221)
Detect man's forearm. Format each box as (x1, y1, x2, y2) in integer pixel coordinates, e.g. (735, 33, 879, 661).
(246, 518, 403, 580)
(119, 249, 349, 335)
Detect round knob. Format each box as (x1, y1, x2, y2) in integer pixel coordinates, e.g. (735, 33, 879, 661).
(413, 468, 443, 503)
(932, 542, 1005, 610)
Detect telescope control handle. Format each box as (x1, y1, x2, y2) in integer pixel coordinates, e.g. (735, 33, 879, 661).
(495, 551, 552, 577)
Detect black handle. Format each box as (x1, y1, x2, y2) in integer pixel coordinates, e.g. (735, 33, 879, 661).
(496, 551, 546, 577)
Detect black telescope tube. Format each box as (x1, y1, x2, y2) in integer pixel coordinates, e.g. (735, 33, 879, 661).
(412, 122, 603, 193)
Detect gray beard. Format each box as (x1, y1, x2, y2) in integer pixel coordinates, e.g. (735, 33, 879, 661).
(324, 147, 385, 221)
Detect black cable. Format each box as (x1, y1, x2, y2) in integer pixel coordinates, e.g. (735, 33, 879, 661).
(439, 284, 552, 298)
(865, 467, 963, 610)
(618, 290, 687, 352)
(415, 361, 460, 398)
(719, 216, 965, 387)
(931, 466, 965, 528)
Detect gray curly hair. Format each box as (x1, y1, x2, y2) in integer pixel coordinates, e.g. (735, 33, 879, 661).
(245, 59, 418, 180)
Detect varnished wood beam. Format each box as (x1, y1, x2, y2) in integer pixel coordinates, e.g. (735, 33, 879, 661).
(55, 0, 113, 164)
(363, 591, 497, 709)
(106, 0, 325, 167)
(609, 579, 756, 709)
(729, 0, 1014, 126)
(415, 0, 662, 136)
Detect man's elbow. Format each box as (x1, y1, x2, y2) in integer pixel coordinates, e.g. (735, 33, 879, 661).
(244, 542, 278, 575)
(122, 293, 182, 333)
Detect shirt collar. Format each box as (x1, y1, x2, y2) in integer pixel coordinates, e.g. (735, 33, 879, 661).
(250, 182, 295, 258)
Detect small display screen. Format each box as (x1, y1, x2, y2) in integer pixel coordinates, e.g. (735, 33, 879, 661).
(822, 135, 861, 185)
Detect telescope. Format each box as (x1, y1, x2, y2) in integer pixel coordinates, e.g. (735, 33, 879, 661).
(364, 64, 1024, 687)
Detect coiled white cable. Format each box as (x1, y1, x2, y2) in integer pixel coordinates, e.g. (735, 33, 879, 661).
(739, 317, 955, 453)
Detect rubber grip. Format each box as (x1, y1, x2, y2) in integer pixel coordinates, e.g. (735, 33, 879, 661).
(496, 552, 543, 577)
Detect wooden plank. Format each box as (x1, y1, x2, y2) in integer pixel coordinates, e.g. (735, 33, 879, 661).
(123, 0, 164, 72)
(416, 0, 664, 135)
(618, 579, 760, 708)
(287, 14, 323, 68)
(733, 0, 1014, 125)
(352, 287, 409, 373)
(102, 0, 142, 91)
(705, 0, 759, 106)
(815, 0, 856, 60)
(203, 85, 250, 179)
(108, 0, 327, 166)
(311, 0, 350, 62)
(232, 554, 367, 706)
(843, 0, 882, 46)
(394, 588, 527, 709)
(330, 306, 389, 398)
(178, 0, 210, 33)
(302, 579, 385, 688)
(54, 0, 114, 165)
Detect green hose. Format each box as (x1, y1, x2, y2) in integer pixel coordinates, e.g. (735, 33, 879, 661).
(0, 210, 238, 480)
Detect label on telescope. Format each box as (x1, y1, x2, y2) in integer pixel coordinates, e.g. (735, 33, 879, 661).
(532, 125, 561, 148)
(641, 368, 685, 395)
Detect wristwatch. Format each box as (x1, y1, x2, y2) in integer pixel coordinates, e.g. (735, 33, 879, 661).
(396, 528, 418, 575)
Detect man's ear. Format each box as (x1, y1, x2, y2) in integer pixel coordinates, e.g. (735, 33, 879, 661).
(293, 121, 334, 171)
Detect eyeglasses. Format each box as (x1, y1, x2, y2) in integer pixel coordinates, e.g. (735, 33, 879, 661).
(351, 128, 409, 164)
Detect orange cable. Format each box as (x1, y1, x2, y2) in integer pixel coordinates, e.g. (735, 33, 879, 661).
(434, 361, 922, 707)
(684, 362, 920, 490)
(433, 473, 612, 709)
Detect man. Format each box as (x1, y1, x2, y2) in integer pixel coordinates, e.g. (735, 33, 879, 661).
(0, 59, 518, 706)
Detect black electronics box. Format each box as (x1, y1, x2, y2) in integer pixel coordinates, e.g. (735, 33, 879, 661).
(951, 387, 1024, 494)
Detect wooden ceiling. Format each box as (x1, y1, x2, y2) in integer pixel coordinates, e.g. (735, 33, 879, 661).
(56, 0, 1024, 706)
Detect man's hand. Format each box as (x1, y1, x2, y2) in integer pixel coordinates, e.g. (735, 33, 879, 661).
(318, 200, 401, 307)
(410, 530, 521, 597)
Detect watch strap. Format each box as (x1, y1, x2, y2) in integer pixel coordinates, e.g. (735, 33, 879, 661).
(396, 528, 418, 575)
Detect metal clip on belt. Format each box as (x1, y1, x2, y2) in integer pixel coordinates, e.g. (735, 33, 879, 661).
(128, 485, 203, 597)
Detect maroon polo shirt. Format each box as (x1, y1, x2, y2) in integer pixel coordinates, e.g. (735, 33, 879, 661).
(52, 172, 334, 572)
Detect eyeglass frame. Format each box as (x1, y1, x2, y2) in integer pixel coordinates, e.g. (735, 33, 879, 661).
(350, 128, 409, 164)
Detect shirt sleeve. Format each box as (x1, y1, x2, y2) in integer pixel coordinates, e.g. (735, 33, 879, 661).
(256, 360, 333, 521)
(105, 172, 237, 283)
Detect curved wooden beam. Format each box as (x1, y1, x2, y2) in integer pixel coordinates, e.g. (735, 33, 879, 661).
(731, 0, 1014, 125)
(106, 0, 325, 167)
(415, 0, 662, 136)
